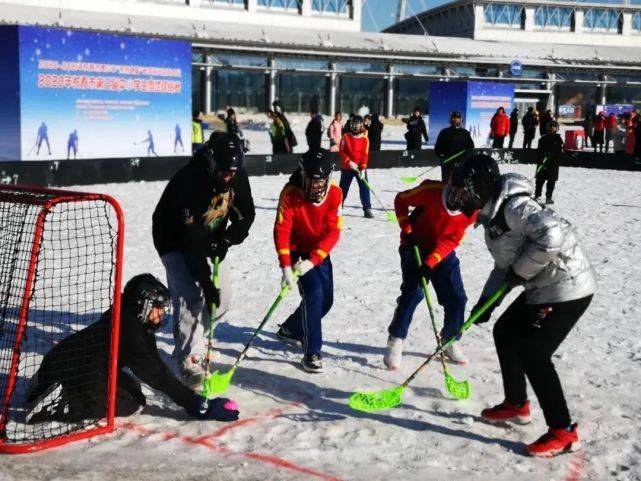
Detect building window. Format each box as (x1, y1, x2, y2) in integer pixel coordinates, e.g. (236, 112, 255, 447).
(312, 0, 350, 14)
(534, 6, 573, 30)
(583, 9, 622, 33)
(257, 0, 302, 12)
(633, 12, 641, 32)
(210, 0, 245, 6)
(483, 3, 525, 28)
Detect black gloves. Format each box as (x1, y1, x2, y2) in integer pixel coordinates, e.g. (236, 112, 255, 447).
(419, 263, 433, 282)
(209, 237, 231, 261)
(505, 267, 525, 289)
(186, 395, 240, 422)
(472, 297, 494, 325)
(201, 279, 221, 312)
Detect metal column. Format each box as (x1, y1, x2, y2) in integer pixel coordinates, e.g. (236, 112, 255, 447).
(204, 55, 213, 115)
(328, 62, 337, 115)
(386, 65, 394, 118)
(268, 58, 277, 110)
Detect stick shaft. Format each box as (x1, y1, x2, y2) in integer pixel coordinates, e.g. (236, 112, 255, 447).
(415, 149, 469, 179)
(203, 256, 220, 377)
(359, 173, 394, 217)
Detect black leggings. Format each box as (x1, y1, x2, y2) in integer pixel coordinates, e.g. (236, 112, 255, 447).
(493, 293, 593, 429)
(534, 176, 556, 200)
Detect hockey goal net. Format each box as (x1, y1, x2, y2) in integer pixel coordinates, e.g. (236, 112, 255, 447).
(0, 185, 124, 453)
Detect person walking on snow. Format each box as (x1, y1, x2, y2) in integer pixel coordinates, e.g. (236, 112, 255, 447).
(535, 120, 564, 204)
(454, 154, 595, 457)
(339, 115, 373, 218)
(405, 106, 429, 151)
(274, 149, 343, 373)
(522, 107, 538, 150)
(152, 133, 255, 389)
(383, 177, 478, 369)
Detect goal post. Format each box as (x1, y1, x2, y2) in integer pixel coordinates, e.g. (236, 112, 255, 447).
(0, 184, 124, 453)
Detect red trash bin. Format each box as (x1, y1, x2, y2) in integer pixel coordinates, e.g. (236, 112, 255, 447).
(565, 129, 585, 151)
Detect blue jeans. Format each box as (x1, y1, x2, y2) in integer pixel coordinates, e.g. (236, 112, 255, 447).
(282, 256, 334, 356)
(339, 169, 371, 210)
(388, 246, 467, 343)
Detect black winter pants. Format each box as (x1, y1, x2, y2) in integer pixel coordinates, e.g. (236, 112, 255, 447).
(534, 176, 556, 200)
(493, 293, 592, 429)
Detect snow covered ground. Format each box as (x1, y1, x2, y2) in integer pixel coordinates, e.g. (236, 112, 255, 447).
(2, 163, 640, 481)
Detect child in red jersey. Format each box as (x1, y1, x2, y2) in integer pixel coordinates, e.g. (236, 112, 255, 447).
(384, 178, 478, 369)
(274, 149, 343, 373)
(339, 115, 373, 218)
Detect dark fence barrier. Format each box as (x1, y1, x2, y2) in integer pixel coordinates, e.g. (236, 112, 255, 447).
(0, 149, 639, 187)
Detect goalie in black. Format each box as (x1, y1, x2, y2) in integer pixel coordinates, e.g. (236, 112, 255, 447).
(25, 274, 239, 424)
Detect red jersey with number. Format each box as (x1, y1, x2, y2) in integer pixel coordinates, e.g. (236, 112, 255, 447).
(339, 133, 369, 170)
(395, 180, 477, 268)
(274, 181, 343, 267)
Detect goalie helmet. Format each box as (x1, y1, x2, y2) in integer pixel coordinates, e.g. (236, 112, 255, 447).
(447, 153, 501, 217)
(123, 274, 171, 332)
(299, 149, 334, 203)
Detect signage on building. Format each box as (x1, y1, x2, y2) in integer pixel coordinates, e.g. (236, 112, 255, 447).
(509, 60, 523, 77)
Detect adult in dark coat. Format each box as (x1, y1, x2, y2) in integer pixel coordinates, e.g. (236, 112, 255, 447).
(305, 110, 324, 150)
(366, 113, 384, 152)
(522, 107, 538, 149)
(535, 120, 564, 204)
(508, 109, 519, 149)
(405, 106, 428, 151)
(434, 110, 475, 181)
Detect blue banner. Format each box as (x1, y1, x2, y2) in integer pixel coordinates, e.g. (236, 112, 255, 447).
(465, 81, 514, 147)
(18, 26, 192, 160)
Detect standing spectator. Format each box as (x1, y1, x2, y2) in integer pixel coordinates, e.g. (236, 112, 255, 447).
(634, 116, 641, 162)
(535, 120, 564, 204)
(366, 113, 384, 152)
(342, 113, 356, 136)
(613, 119, 627, 155)
(434, 110, 475, 182)
(583, 113, 595, 149)
(192, 110, 209, 153)
(272, 100, 297, 151)
(605, 112, 618, 153)
(225, 108, 249, 153)
(490, 107, 510, 148)
(625, 112, 636, 155)
(405, 106, 429, 151)
(305, 109, 324, 150)
(268, 110, 290, 154)
(327, 111, 343, 152)
(539, 109, 554, 138)
(508, 109, 519, 149)
(522, 107, 538, 149)
(594, 111, 606, 153)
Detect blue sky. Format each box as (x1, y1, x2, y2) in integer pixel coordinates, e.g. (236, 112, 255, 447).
(361, 0, 450, 32)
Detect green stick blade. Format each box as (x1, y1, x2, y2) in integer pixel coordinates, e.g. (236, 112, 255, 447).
(386, 212, 398, 223)
(400, 176, 418, 183)
(203, 368, 236, 397)
(444, 371, 471, 400)
(348, 385, 405, 412)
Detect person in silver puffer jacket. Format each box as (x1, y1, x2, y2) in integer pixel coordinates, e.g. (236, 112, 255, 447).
(447, 154, 595, 458)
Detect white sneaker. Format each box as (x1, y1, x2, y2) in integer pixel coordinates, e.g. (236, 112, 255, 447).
(444, 344, 468, 365)
(180, 356, 206, 390)
(384, 336, 403, 370)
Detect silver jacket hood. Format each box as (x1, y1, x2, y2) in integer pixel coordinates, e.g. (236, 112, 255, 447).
(477, 173, 596, 304)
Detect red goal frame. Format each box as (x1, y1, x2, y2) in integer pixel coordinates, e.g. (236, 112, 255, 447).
(0, 184, 124, 453)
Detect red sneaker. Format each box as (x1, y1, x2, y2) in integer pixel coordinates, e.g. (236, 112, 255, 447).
(526, 423, 581, 457)
(481, 400, 531, 424)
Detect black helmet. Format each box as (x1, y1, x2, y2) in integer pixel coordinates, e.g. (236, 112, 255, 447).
(350, 115, 364, 135)
(123, 274, 171, 332)
(299, 149, 334, 203)
(203, 133, 243, 179)
(447, 154, 501, 217)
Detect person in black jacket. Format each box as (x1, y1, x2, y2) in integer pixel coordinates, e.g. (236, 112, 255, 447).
(273, 100, 298, 151)
(305, 109, 324, 150)
(152, 133, 255, 388)
(535, 120, 564, 204)
(433, 111, 475, 182)
(365, 113, 384, 152)
(522, 107, 538, 149)
(25, 274, 239, 424)
(508, 108, 519, 149)
(405, 106, 429, 151)
(539, 109, 554, 138)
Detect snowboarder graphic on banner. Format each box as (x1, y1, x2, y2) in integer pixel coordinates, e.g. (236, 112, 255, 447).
(35, 122, 52, 156)
(66, 130, 78, 160)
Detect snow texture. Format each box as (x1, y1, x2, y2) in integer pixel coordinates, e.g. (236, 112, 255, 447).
(1, 163, 640, 481)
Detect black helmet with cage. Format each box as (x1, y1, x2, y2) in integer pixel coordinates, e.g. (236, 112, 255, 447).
(123, 274, 171, 332)
(299, 149, 335, 203)
(447, 153, 501, 217)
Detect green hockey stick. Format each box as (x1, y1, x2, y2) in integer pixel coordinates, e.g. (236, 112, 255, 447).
(203, 283, 292, 395)
(348, 283, 507, 412)
(201, 256, 220, 399)
(400, 149, 469, 184)
(356, 169, 397, 223)
(413, 246, 470, 400)
(535, 156, 550, 175)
